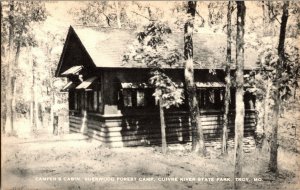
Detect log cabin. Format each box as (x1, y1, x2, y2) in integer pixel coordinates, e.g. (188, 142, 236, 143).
(55, 26, 258, 147)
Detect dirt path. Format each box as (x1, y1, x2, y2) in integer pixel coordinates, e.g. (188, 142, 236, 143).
(1, 133, 299, 190)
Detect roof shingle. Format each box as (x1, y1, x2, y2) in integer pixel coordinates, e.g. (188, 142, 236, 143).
(72, 26, 258, 70)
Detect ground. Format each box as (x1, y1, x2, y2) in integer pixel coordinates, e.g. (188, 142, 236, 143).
(1, 107, 300, 190)
(2, 136, 299, 189)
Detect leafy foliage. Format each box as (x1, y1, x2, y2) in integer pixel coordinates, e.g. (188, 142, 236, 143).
(70, 1, 117, 27)
(208, 2, 227, 26)
(150, 70, 184, 109)
(1, 1, 70, 133)
(124, 21, 182, 68)
(124, 21, 184, 108)
(1, 1, 47, 49)
(70, 1, 166, 29)
(256, 43, 299, 101)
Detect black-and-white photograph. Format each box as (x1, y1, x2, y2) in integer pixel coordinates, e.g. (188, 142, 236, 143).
(1, 1, 299, 189)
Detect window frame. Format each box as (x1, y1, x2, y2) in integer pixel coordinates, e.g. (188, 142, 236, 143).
(86, 80, 103, 113)
(121, 88, 153, 109)
(196, 88, 225, 110)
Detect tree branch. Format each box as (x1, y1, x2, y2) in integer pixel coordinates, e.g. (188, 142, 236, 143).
(265, 3, 281, 25)
(130, 11, 155, 21)
(231, 6, 237, 13)
(102, 12, 111, 26)
(274, 16, 281, 25)
(195, 10, 205, 26)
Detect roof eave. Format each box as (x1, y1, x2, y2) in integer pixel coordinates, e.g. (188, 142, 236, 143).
(55, 26, 73, 77)
(55, 26, 97, 77)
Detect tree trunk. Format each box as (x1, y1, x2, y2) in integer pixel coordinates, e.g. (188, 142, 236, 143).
(234, 2, 246, 189)
(262, 1, 266, 36)
(184, 1, 206, 156)
(255, 98, 264, 150)
(50, 76, 55, 134)
(30, 48, 38, 133)
(1, 67, 7, 134)
(0, 1, 7, 134)
(5, 1, 15, 134)
(38, 103, 43, 127)
(159, 98, 167, 154)
(261, 78, 271, 151)
(115, 1, 122, 28)
(34, 71, 38, 133)
(269, 1, 289, 174)
(294, 67, 299, 100)
(10, 43, 21, 135)
(45, 45, 55, 134)
(222, 0, 232, 155)
(147, 7, 152, 20)
(263, 78, 271, 130)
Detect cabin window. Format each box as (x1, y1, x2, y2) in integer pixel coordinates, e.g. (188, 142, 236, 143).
(137, 90, 146, 107)
(76, 79, 102, 112)
(123, 90, 133, 107)
(70, 89, 101, 112)
(93, 91, 98, 111)
(122, 89, 151, 108)
(75, 91, 82, 110)
(86, 91, 94, 111)
(69, 91, 80, 111)
(146, 88, 155, 107)
(197, 88, 224, 110)
(230, 88, 236, 109)
(82, 91, 86, 110)
(196, 88, 255, 111)
(74, 92, 77, 110)
(244, 91, 255, 110)
(98, 89, 102, 112)
(85, 90, 102, 112)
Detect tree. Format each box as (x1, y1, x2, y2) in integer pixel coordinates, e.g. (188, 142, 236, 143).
(234, 1, 246, 189)
(184, 1, 206, 155)
(70, 1, 159, 29)
(242, 1, 300, 152)
(207, 2, 227, 28)
(124, 21, 183, 154)
(254, 0, 300, 173)
(42, 33, 65, 135)
(70, 1, 120, 28)
(269, 1, 290, 174)
(30, 48, 38, 132)
(5, 0, 15, 134)
(1, 1, 47, 134)
(221, 1, 233, 155)
(71, 1, 191, 30)
(0, 1, 7, 132)
(150, 71, 184, 154)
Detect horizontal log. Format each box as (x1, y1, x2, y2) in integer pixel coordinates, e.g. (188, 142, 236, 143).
(70, 128, 81, 133)
(85, 122, 255, 134)
(96, 130, 191, 139)
(83, 128, 253, 142)
(70, 121, 83, 126)
(69, 117, 82, 121)
(68, 110, 257, 147)
(75, 132, 254, 147)
(70, 123, 81, 129)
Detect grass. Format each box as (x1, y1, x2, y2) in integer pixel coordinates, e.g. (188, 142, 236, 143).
(1, 131, 299, 190)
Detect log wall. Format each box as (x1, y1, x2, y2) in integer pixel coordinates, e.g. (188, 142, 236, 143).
(69, 110, 257, 147)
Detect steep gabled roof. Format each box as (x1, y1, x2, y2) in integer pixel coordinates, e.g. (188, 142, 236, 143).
(55, 26, 96, 77)
(73, 26, 135, 68)
(56, 25, 258, 76)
